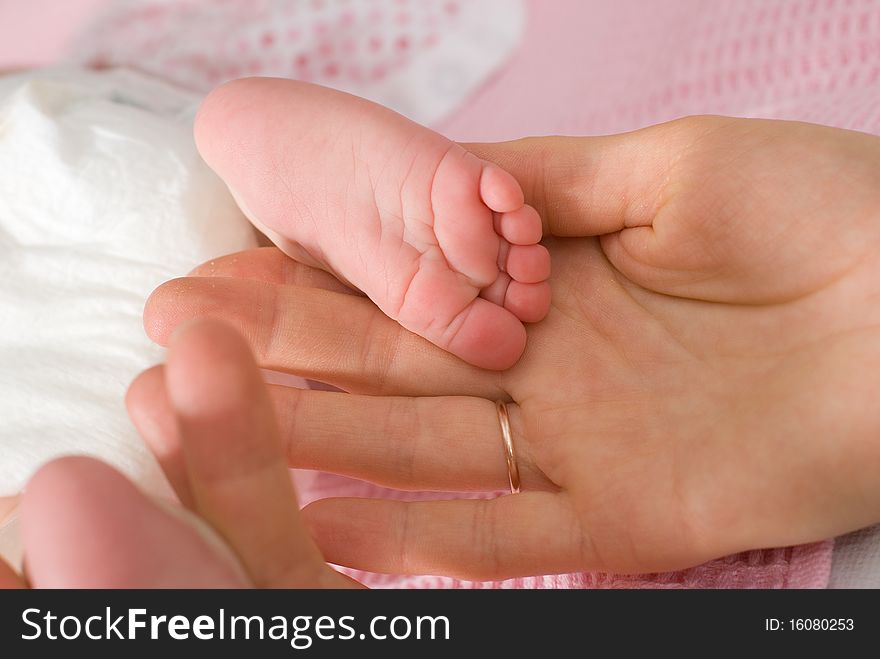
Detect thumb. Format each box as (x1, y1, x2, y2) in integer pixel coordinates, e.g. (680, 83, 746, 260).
(463, 116, 721, 238)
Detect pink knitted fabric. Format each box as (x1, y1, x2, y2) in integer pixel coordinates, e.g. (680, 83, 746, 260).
(68, 0, 872, 588)
(444, 0, 880, 140)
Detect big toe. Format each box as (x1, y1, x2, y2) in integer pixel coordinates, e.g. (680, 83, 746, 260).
(445, 298, 527, 370)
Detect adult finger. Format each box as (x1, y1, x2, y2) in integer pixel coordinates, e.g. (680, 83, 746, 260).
(189, 246, 361, 295)
(303, 493, 586, 582)
(269, 388, 555, 492)
(463, 116, 730, 238)
(164, 319, 355, 588)
(126, 366, 194, 507)
(145, 277, 502, 398)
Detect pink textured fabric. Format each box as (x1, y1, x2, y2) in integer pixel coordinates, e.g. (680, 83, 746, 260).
(0, 0, 110, 67)
(74, 0, 473, 90)
(69, 0, 526, 127)
(444, 0, 880, 141)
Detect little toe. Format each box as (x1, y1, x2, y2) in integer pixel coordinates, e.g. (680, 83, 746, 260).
(506, 244, 551, 284)
(480, 163, 525, 213)
(500, 205, 543, 245)
(504, 281, 552, 323)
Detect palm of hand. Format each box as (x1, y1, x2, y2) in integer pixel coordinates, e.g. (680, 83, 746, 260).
(501, 118, 880, 571)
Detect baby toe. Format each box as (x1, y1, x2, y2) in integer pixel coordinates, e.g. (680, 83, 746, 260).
(504, 281, 552, 323)
(499, 205, 543, 245)
(445, 297, 526, 370)
(506, 244, 551, 284)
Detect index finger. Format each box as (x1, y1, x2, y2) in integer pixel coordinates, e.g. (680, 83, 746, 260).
(164, 319, 355, 588)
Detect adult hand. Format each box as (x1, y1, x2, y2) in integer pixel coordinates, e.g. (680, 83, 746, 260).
(0, 320, 359, 589)
(144, 116, 880, 579)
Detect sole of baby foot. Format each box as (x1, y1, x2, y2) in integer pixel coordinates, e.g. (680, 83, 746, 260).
(195, 78, 551, 370)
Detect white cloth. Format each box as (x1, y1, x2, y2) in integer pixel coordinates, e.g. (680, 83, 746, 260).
(829, 524, 880, 589)
(0, 68, 256, 504)
(71, 0, 526, 127)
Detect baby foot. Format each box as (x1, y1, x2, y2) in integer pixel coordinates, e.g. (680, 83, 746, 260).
(195, 78, 550, 370)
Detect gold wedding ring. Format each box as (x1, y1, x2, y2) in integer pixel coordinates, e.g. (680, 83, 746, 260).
(496, 400, 521, 494)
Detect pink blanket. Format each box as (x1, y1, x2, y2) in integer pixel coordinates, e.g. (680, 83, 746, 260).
(444, 0, 880, 141)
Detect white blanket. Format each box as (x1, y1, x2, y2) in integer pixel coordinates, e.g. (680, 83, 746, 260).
(0, 68, 256, 505)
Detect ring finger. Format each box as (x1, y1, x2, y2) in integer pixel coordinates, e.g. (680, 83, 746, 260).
(271, 388, 556, 493)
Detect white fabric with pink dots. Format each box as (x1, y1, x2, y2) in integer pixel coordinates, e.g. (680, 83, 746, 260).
(71, 0, 526, 126)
